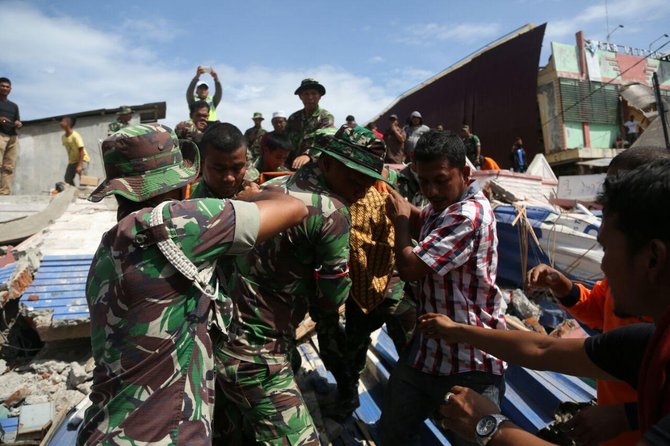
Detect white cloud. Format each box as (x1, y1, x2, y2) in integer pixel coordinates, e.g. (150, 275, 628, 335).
(397, 22, 503, 45)
(0, 3, 394, 134)
(545, 0, 670, 41)
(369, 56, 384, 64)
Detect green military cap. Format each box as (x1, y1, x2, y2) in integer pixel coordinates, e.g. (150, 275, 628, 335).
(89, 123, 200, 203)
(294, 78, 326, 96)
(252, 112, 264, 120)
(117, 106, 133, 115)
(313, 125, 387, 182)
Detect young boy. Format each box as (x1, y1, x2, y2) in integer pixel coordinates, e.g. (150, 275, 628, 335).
(60, 116, 90, 186)
(254, 133, 292, 176)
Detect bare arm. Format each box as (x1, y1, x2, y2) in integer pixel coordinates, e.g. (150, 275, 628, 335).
(417, 313, 614, 380)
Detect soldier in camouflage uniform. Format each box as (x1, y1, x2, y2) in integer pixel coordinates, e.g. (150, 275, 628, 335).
(320, 180, 417, 420)
(107, 106, 133, 136)
(214, 126, 387, 445)
(78, 123, 307, 445)
(174, 100, 210, 142)
(286, 78, 334, 170)
(396, 151, 430, 208)
(243, 112, 267, 162)
(189, 122, 259, 200)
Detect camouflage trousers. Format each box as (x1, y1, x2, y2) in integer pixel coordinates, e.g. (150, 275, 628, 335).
(310, 280, 416, 395)
(214, 352, 319, 446)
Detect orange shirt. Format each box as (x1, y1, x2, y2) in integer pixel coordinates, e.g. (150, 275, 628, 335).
(567, 279, 652, 446)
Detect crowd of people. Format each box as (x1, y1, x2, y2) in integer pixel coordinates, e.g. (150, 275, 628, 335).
(2, 70, 669, 446)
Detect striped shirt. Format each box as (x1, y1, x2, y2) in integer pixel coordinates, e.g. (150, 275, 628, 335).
(407, 180, 507, 376)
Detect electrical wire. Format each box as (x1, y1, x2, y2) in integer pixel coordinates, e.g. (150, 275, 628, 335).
(542, 39, 670, 127)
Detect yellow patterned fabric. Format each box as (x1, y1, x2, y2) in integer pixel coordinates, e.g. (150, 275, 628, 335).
(349, 183, 395, 313)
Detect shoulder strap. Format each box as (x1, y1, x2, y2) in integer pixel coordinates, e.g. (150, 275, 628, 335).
(149, 201, 218, 300)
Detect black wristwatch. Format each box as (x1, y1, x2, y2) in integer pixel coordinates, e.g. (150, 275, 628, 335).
(475, 414, 509, 445)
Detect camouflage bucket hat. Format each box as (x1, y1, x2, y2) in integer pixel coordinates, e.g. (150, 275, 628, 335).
(117, 106, 132, 115)
(294, 78, 326, 96)
(88, 123, 200, 203)
(313, 125, 387, 182)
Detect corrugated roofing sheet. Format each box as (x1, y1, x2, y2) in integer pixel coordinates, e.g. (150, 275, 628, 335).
(21, 255, 92, 321)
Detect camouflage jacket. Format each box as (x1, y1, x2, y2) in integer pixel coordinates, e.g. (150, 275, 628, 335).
(78, 198, 259, 445)
(286, 106, 334, 164)
(396, 163, 430, 208)
(189, 170, 259, 199)
(174, 119, 202, 142)
(107, 119, 129, 136)
(244, 126, 267, 161)
(218, 161, 351, 364)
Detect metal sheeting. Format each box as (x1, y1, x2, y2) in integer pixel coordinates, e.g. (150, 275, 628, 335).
(374, 24, 546, 168)
(21, 255, 92, 321)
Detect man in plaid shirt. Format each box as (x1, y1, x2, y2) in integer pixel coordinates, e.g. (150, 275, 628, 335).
(380, 130, 507, 446)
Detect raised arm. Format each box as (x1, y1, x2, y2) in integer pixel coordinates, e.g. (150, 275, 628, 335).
(210, 67, 222, 107)
(186, 66, 205, 106)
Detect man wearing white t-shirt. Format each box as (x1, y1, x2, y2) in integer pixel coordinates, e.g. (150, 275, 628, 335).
(623, 115, 640, 145)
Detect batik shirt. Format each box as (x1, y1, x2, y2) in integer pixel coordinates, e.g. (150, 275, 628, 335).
(218, 161, 351, 364)
(286, 106, 334, 164)
(406, 180, 507, 376)
(78, 199, 259, 445)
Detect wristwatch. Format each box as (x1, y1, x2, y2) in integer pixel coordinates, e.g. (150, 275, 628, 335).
(475, 414, 509, 445)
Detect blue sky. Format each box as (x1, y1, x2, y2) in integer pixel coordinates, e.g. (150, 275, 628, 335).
(2, 0, 669, 131)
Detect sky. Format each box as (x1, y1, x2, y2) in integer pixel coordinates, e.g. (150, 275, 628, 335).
(2, 0, 669, 132)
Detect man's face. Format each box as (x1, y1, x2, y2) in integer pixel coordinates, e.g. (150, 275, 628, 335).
(411, 116, 421, 126)
(59, 117, 71, 130)
(253, 118, 263, 127)
(322, 156, 376, 204)
(460, 128, 470, 138)
(191, 106, 209, 131)
(298, 89, 322, 111)
(0, 82, 11, 98)
(262, 148, 290, 172)
(119, 113, 132, 124)
(272, 117, 287, 133)
(202, 144, 248, 198)
(416, 159, 469, 212)
(196, 86, 209, 100)
(598, 213, 643, 318)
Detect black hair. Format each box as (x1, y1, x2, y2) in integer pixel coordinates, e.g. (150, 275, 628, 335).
(62, 115, 77, 127)
(0, 77, 10, 85)
(265, 134, 292, 151)
(598, 159, 670, 254)
(609, 147, 670, 172)
(189, 100, 210, 115)
(199, 122, 246, 158)
(413, 130, 466, 168)
(346, 115, 355, 122)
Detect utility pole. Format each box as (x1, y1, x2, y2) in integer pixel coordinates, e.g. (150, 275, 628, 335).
(652, 72, 670, 149)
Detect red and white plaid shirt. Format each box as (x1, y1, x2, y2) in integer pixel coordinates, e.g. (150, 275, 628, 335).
(407, 180, 507, 376)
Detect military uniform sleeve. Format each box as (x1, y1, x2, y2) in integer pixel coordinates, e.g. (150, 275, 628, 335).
(313, 209, 352, 312)
(413, 213, 475, 276)
(228, 200, 261, 254)
(163, 198, 259, 264)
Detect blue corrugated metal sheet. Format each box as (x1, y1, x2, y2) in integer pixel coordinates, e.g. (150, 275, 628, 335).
(21, 255, 93, 321)
(370, 326, 596, 438)
(0, 262, 17, 284)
